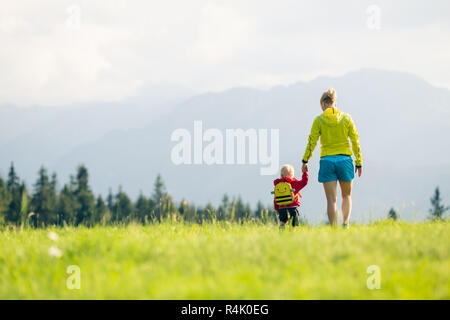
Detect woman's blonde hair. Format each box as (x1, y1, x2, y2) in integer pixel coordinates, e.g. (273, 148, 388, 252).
(320, 87, 337, 106)
(280, 164, 294, 178)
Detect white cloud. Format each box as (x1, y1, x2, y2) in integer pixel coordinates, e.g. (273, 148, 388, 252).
(0, 4, 142, 106)
(0, 0, 449, 107)
(188, 3, 254, 63)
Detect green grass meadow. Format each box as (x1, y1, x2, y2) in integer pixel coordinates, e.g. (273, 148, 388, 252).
(0, 221, 448, 299)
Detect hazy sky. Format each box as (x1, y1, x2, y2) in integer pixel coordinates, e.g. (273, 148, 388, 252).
(1, 0, 449, 106)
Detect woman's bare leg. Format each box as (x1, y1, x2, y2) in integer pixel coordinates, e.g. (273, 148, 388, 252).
(339, 180, 353, 225)
(323, 181, 338, 226)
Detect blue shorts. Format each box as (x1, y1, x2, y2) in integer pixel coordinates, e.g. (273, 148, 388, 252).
(318, 155, 354, 183)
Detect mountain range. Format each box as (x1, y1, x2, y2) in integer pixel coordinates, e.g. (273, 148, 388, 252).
(1, 69, 449, 223)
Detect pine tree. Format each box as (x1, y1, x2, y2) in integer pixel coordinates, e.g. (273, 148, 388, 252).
(95, 195, 108, 225)
(178, 199, 189, 221)
(230, 198, 237, 221)
(0, 176, 12, 225)
(49, 173, 58, 223)
(267, 205, 278, 224)
(255, 200, 265, 220)
(6, 163, 21, 224)
(244, 203, 253, 221)
(179, 200, 196, 223)
(217, 194, 230, 221)
(113, 187, 134, 223)
(388, 207, 398, 221)
(135, 193, 150, 223)
(31, 167, 57, 226)
(152, 174, 167, 222)
(235, 197, 245, 221)
(429, 187, 449, 221)
(107, 188, 114, 212)
(19, 183, 29, 226)
(152, 174, 166, 203)
(203, 203, 216, 223)
(74, 165, 95, 225)
(7, 162, 20, 191)
(58, 184, 78, 225)
(160, 193, 176, 222)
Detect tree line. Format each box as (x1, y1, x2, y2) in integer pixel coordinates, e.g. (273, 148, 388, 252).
(0, 163, 278, 227)
(387, 186, 448, 222)
(1, 163, 446, 227)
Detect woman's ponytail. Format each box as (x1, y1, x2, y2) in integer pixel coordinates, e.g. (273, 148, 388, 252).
(320, 87, 337, 106)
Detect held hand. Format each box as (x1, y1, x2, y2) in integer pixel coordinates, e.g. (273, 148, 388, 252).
(302, 163, 308, 173)
(355, 166, 362, 177)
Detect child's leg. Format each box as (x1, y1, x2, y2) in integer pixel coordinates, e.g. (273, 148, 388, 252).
(278, 209, 288, 229)
(290, 207, 300, 227)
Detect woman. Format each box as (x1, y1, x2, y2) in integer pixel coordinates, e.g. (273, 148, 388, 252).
(301, 88, 363, 228)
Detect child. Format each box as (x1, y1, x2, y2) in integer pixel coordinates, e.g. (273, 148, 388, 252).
(273, 164, 309, 228)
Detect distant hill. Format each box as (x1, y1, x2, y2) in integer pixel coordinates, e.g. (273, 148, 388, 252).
(0, 83, 191, 176)
(1, 69, 449, 223)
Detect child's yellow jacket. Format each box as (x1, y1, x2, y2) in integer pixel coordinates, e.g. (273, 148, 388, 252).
(302, 107, 363, 167)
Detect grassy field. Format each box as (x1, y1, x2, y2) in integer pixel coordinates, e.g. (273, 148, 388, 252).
(0, 221, 448, 299)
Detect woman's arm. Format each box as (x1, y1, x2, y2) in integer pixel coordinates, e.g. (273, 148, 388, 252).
(302, 117, 320, 164)
(348, 116, 363, 167)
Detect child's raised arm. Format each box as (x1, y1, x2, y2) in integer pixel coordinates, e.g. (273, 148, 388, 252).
(291, 172, 309, 193)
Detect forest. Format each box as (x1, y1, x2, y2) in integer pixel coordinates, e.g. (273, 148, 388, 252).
(0, 163, 278, 227)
